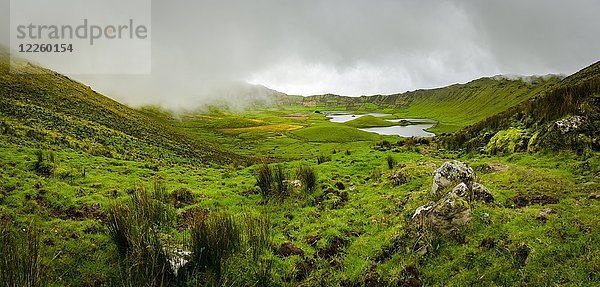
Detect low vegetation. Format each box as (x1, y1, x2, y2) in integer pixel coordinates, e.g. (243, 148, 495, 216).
(344, 115, 398, 128)
(295, 164, 318, 192)
(0, 220, 43, 287)
(1, 52, 598, 286)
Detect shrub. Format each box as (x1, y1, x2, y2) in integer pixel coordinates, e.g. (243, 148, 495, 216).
(296, 165, 318, 193)
(0, 219, 43, 287)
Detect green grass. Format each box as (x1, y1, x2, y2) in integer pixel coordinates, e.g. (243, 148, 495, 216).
(1, 49, 599, 286)
(393, 77, 560, 133)
(1, 120, 599, 286)
(278, 76, 561, 134)
(290, 123, 382, 142)
(344, 115, 399, 128)
(0, 50, 244, 165)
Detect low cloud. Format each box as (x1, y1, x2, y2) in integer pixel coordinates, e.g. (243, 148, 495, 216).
(1, 0, 599, 110)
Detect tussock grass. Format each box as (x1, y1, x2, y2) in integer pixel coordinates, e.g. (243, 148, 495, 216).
(256, 164, 274, 200)
(107, 184, 176, 287)
(255, 163, 289, 200)
(386, 154, 396, 170)
(317, 154, 331, 164)
(0, 220, 43, 287)
(272, 164, 289, 197)
(189, 212, 242, 277)
(33, 150, 54, 176)
(187, 212, 272, 284)
(296, 164, 318, 193)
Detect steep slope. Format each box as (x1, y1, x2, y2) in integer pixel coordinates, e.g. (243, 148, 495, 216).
(276, 76, 561, 133)
(0, 51, 245, 165)
(444, 61, 600, 153)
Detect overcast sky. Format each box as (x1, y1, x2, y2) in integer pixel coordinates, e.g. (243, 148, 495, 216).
(2, 0, 600, 109)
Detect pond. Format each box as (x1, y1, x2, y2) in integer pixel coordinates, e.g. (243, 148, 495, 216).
(324, 111, 391, 123)
(359, 124, 435, 137)
(324, 111, 436, 137)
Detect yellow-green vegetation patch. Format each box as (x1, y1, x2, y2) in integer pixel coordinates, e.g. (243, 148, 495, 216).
(219, 124, 304, 135)
(486, 128, 528, 154)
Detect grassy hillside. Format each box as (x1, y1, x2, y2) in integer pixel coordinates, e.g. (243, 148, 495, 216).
(277, 76, 560, 134)
(445, 61, 600, 154)
(392, 77, 560, 133)
(0, 51, 244, 165)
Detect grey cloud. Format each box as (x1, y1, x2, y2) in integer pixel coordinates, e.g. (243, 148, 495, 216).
(1, 0, 599, 109)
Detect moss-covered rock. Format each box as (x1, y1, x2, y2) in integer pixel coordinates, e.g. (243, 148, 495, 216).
(485, 128, 529, 154)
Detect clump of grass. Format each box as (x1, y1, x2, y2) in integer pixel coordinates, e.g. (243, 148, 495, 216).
(1, 121, 13, 135)
(171, 187, 195, 207)
(374, 140, 393, 151)
(243, 214, 271, 260)
(370, 168, 382, 182)
(107, 185, 176, 286)
(186, 212, 271, 283)
(386, 154, 396, 170)
(296, 164, 318, 193)
(317, 154, 331, 164)
(33, 150, 55, 176)
(256, 164, 274, 200)
(152, 177, 170, 204)
(0, 219, 43, 287)
(189, 212, 242, 279)
(254, 164, 289, 201)
(272, 164, 289, 197)
(131, 184, 175, 229)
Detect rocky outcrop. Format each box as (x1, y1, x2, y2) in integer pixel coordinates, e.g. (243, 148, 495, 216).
(167, 249, 191, 276)
(414, 161, 492, 234)
(427, 192, 471, 233)
(412, 191, 471, 235)
(555, 116, 586, 134)
(472, 182, 494, 203)
(431, 161, 474, 198)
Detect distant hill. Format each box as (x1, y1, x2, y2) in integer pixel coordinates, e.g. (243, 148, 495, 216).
(444, 61, 600, 153)
(0, 51, 246, 165)
(274, 76, 561, 133)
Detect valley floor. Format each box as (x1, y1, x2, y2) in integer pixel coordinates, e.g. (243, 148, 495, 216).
(1, 108, 599, 286)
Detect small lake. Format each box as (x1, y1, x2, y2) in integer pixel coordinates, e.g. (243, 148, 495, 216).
(325, 112, 391, 123)
(359, 125, 435, 137)
(324, 111, 436, 137)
